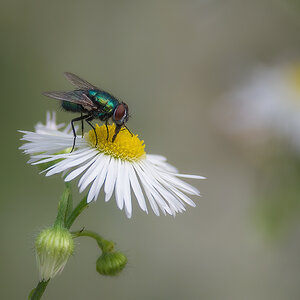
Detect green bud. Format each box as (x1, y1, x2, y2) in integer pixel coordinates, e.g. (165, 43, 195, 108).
(96, 251, 127, 276)
(35, 226, 74, 281)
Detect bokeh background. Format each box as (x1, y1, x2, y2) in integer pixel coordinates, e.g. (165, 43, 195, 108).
(1, 0, 300, 299)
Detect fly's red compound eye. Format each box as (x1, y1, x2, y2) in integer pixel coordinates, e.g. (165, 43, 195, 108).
(114, 104, 126, 121)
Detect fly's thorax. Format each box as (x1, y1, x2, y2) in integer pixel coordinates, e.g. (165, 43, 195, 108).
(88, 90, 118, 113)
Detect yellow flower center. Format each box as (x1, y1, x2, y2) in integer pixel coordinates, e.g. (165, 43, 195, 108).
(85, 124, 146, 162)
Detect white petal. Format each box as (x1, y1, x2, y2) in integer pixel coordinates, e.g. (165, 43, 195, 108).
(32, 147, 90, 165)
(144, 187, 160, 216)
(45, 149, 97, 176)
(115, 160, 125, 210)
(134, 163, 171, 215)
(141, 161, 186, 211)
(20, 130, 86, 155)
(169, 187, 196, 207)
(143, 161, 199, 209)
(128, 163, 147, 212)
(146, 154, 167, 162)
(175, 174, 206, 179)
(46, 111, 51, 124)
(87, 156, 110, 203)
(155, 183, 185, 211)
(146, 155, 178, 173)
(105, 186, 114, 203)
(123, 162, 132, 218)
(94, 156, 110, 200)
(104, 158, 118, 202)
(64, 155, 98, 182)
(78, 153, 105, 193)
(159, 172, 200, 195)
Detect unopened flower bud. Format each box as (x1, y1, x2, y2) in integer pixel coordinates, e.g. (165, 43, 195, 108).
(96, 251, 127, 276)
(35, 226, 74, 281)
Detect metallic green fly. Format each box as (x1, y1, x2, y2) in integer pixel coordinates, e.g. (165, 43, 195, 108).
(43, 72, 131, 151)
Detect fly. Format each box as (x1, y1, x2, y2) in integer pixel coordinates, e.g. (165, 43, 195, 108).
(43, 72, 131, 152)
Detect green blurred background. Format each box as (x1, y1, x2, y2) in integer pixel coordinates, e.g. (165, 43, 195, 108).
(2, 0, 300, 299)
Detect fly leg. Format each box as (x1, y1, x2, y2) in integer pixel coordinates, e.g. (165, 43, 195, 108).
(71, 114, 90, 152)
(105, 120, 109, 141)
(81, 112, 84, 138)
(85, 116, 97, 147)
(112, 125, 122, 142)
(124, 125, 133, 137)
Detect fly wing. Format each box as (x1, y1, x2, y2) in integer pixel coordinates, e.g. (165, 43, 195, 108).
(64, 72, 99, 90)
(42, 91, 98, 110)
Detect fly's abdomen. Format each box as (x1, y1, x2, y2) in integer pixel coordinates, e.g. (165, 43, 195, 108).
(61, 101, 83, 113)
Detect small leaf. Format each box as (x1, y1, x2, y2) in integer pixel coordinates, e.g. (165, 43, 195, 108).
(28, 288, 35, 299)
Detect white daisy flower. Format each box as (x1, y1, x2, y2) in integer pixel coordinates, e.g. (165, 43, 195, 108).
(20, 113, 205, 218)
(20, 111, 76, 165)
(35, 111, 66, 134)
(215, 62, 300, 150)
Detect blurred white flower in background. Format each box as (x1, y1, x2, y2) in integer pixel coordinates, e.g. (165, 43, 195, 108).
(215, 61, 300, 151)
(213, 61, 300, 238)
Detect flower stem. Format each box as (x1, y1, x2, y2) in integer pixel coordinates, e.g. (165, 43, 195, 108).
(72, 230, 114, 252)
(64, 182, 73, 222)
(29, 280, 49, 300)
(65, 195, 89, 229)
(54, 186, 71, 228)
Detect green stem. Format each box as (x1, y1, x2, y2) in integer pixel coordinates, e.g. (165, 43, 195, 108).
(72, 230, 114, 252)
(29, 280, 49, 300)
(64, 182, 73, 223)
(54, 187, 70, 228)
(65, 195, 89, 229)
